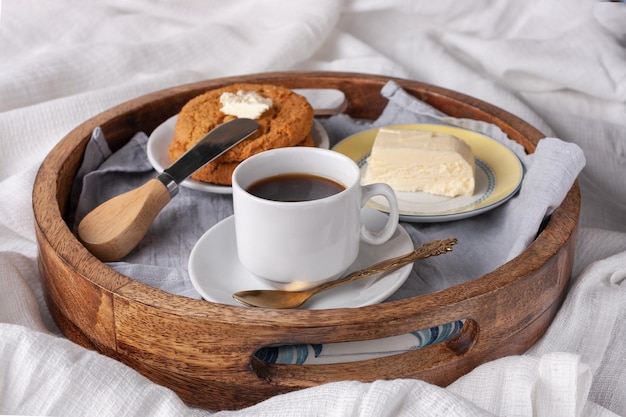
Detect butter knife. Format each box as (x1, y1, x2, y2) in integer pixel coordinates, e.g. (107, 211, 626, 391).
(78, 118, 259, 261)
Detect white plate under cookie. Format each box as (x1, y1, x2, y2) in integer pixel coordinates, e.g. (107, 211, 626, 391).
(147, 115, 330, 194)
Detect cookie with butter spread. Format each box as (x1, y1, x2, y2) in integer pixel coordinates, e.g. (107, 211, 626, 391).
(169, 83, 314, 185)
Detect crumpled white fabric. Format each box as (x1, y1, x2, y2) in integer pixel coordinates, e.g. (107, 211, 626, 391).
(448, 353, 599, 417)
(1, 1, 626, 416)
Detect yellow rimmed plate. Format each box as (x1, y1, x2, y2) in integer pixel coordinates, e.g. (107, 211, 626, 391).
(333, 124, 524, 222)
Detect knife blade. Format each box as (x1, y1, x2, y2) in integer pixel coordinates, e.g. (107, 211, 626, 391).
(157, 117, 259, 197)
(78, 117, 259, 261)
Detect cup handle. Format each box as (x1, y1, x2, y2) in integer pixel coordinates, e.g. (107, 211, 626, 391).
(360, 183, 400, 245)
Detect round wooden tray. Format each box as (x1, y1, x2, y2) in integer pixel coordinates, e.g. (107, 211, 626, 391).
(33, 71, 580, 411)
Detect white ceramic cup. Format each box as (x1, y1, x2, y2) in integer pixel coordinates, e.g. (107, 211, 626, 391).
(232, 147, 399, 288)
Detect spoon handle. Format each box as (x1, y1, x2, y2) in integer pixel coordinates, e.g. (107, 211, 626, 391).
(310, 237, 458, 296)
(77, 178, 172, 262)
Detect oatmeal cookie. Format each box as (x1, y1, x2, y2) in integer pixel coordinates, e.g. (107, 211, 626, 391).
(193, 134, 315, 185)
(169, 83, 314, 185)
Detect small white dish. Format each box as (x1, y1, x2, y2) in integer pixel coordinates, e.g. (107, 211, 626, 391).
(188, 208, 415, 309)
(147, 115, 330, 194)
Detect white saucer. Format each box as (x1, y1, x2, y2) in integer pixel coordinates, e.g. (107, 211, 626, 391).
(147, 115, 330, 194)
(188, 208, 415, 309)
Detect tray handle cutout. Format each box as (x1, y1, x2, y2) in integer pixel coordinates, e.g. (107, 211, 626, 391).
(294, 88, 348, 116)
(250, 319, 478, 387)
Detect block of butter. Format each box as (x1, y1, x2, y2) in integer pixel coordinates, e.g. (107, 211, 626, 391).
(363, 128, 476, 197)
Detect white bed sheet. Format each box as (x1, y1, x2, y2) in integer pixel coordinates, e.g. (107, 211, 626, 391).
(1, 1, 625, 416)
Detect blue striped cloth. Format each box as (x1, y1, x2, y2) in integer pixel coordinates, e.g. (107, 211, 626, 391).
(255, 320, 465, 364)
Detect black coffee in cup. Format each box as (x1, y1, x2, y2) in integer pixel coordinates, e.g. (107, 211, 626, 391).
(246, 173, 345, 202)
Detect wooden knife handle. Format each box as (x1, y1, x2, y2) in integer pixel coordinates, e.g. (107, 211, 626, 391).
(77, 178, 172, 262)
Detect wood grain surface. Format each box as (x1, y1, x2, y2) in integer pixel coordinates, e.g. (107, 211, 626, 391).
(32, 71, 580, 410)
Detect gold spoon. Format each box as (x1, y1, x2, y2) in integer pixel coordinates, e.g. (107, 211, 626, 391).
(232, 237, 457, 309)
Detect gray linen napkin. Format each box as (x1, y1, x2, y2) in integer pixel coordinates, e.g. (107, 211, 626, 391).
(319, 81, 585, 298)
(72, 80, 585, 302)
